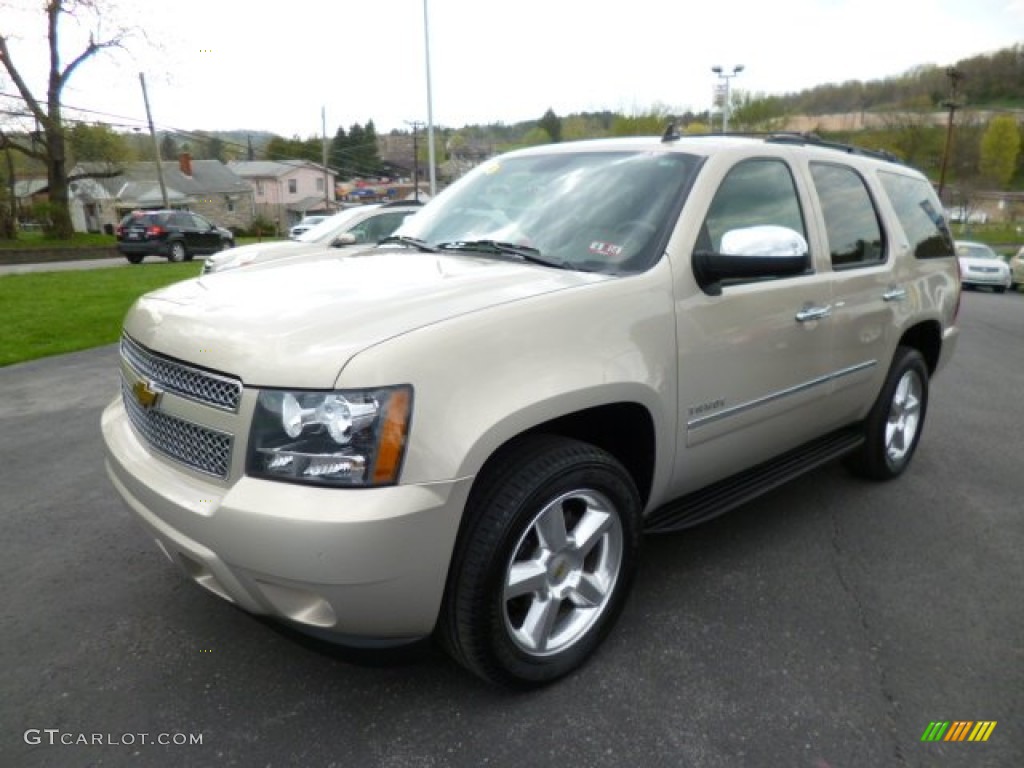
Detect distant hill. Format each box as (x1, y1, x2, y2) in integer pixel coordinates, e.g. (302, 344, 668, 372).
(776, 43, 1023, 115)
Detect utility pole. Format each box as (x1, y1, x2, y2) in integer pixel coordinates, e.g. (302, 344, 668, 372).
(138, 73, 169, 208)
(937, 67, 964, 203)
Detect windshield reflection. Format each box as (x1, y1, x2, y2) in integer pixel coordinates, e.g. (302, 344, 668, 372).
(394, 150, 699, 274)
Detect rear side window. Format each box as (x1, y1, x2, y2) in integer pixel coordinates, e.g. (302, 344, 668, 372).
(810, 163, 884, 268)
(878, 171, 954, 259)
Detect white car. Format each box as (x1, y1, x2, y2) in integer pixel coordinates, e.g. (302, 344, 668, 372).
(203, 203, 421, 274)
(288, 215, 327, 239)
(955, 240, 1012, 293)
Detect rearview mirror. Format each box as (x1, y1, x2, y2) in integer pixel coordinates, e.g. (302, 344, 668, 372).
(331, 233, 357, 247)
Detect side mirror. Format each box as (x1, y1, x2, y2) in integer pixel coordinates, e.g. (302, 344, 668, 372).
(331, 232, 357, 248)
(693, 225, 809, 296)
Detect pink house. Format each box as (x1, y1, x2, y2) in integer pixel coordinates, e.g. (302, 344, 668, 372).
(229, 160, 339, 233)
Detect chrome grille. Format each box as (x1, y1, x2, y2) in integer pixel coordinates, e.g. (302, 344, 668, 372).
(121, 379, 233, 479)
(121, 334, 242, 412)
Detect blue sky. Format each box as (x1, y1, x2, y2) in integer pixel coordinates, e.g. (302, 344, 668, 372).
(2, 0, 1022, 138)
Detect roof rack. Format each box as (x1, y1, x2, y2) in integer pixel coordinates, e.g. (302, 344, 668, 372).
(764, 132, 903, 164)
(658, 127, 903, 164)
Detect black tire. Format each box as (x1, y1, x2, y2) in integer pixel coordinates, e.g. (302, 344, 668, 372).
(168, 241, 187, 263)
(125, 254, 144, 265)
(439, 435, 641, 688)
(994, 285, 1006, 294)
(845, 346, 929, 481)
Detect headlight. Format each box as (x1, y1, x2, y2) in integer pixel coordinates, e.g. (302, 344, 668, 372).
(247, 386, 412, 487)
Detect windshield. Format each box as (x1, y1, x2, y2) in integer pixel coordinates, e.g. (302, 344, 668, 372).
(957, 242, 998, 260)
(393, 150, 699, 274)
(296, 207, 376, 243)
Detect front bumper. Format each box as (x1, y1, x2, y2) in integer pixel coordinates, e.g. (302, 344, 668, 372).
(102, 397, 470, 642)
(961, 270, 1010, 288)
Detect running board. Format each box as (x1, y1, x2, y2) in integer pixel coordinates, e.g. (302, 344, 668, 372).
(643, 426, 864, 534)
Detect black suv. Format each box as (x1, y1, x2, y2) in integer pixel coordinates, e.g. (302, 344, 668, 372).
(116, 210, 235, 264)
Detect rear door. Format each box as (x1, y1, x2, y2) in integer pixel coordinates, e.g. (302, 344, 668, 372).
(802, 159, 895, 423)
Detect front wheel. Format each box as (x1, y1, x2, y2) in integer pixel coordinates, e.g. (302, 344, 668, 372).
(440, 435, 641, 688)
(845, 346, 929, 481)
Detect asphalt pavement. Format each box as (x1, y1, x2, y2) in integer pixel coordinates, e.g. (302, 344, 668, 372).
(1, 291, 1021, 768)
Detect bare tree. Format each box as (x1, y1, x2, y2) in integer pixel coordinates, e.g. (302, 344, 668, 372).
(0, 1, 128, 237)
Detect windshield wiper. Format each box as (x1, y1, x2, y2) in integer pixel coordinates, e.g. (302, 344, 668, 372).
(435, 239, 571, 269)
(378, 235, 438, 253)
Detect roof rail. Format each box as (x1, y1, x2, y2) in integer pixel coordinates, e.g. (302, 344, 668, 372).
(764, 132, 902, 164)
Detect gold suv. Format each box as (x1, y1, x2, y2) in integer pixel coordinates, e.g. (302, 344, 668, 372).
(102, 133, 961, 687)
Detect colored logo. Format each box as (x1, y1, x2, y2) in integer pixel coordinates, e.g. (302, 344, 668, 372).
(132, 379, 163, 409)
(921, 721, 997, 742)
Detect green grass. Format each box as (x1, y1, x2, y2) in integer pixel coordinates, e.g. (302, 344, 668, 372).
(0, 263, 198, 367)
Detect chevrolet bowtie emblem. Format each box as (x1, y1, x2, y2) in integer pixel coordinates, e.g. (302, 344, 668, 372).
(132, 379, 163, 409)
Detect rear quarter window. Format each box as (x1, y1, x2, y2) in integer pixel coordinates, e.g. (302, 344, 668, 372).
(877, 171, 954, 259)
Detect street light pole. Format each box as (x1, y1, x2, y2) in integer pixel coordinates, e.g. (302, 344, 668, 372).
(423, 0, 437, 196)
(711, 65, 744, 134)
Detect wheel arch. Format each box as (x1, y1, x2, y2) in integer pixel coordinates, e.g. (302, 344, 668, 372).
(897, 319, 942, 374)
(467, 401, 657, 513)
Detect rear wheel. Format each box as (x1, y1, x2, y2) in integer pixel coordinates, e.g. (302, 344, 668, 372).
(168, 241, 187, 262)
(440, 435, 641, 688)
(125, 254, 144, 265)
(845, 346, 929, 480)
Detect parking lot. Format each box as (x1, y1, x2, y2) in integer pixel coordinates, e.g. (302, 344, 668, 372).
(1, 290, 1021, 768)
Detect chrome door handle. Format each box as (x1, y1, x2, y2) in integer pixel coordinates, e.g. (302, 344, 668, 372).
(883, 287, 907, 302)
(795, 305, 832, 322)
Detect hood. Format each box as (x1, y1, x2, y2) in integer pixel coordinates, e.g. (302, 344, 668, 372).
(203, 239, 318, 273)
(125, 249, 611, 388)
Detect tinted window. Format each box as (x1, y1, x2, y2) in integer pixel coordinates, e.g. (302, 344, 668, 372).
(878, 171, 954, 259)
(810, 163, 884, 268)
(702, 159, 807, 251)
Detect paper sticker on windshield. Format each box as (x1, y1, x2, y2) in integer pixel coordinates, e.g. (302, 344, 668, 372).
(481, 161, 502, 175)
(589, 241, 623, 258)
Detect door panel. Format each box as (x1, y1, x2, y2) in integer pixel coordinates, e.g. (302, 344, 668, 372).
(672, 156, 837, 494)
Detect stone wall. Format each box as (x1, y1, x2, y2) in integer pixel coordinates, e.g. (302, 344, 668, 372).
(183, 193, 255, 232)
(0, 245, 119, 266)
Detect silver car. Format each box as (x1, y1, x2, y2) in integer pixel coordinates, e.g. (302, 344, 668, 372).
(203, 202, 421, 274)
